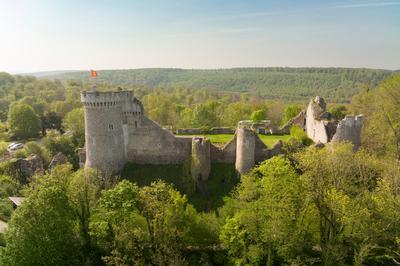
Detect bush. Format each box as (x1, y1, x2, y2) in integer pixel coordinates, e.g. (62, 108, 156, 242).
(7, 102, 41, 140)
(43, 133, 78, 168)
(0, 198, 13, 221)
(24, 141, 51, 166)
(290, 125, 313, 146)
(0, 142, 8, 156)
(0, 175, 19, 198)
(0, 160, 27, 185)
(250, 109, 267, 122)
(11, 149, 27, 159)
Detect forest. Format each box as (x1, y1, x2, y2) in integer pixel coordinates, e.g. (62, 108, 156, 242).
(0, 70, 399, 265)
(44, 67, 396, 102)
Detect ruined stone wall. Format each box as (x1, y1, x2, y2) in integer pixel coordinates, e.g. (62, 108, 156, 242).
(331, 115, 363, 150)
(126, 116, 192, 164)
(82, 91, 126, 174)
(306, 97, 329, 143)
(82, 90, 286, 175)
(210, 137, 237, 163)
(279, 110, 306, 134)
(191, 138, 211, 182)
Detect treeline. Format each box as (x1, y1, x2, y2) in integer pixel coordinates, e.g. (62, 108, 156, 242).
(0, 72, 310, 131)
(45, 67, 396, 102)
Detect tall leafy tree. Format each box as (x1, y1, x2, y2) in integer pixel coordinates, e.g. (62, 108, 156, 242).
(220, 156, 316, 265)
(63, 108, 85, 146)
(91, 180, 216, 265)
(250, 109, 267, 122)
(352, 74, 400, 159)
(7, 102, 41, 139)
(282, 105, 302, 125)
(0, 167, 82, 265)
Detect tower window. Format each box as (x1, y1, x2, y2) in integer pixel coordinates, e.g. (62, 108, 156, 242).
(108, 124, 114, 130)
(135, 121, 138, 128)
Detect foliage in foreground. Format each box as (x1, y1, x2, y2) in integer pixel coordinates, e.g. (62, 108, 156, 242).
(0, 165, 219, 265)
(220, 144, 400, 265)
(1, 144, 400, 265)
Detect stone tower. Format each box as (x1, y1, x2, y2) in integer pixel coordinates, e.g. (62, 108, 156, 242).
(235, 126, 256, 175)
(191, 137, 211, 182)
(81, 91, 126, 174)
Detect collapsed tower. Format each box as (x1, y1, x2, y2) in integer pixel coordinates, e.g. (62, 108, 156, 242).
(305, 96, 363, 150)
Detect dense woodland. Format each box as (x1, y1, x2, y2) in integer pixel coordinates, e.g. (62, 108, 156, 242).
(0, 70, 399, 265)
(46, 67, 396, 102)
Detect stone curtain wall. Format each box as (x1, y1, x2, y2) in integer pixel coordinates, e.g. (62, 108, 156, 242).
(82, 90, 288, 176)
(126, 116, 192, 164)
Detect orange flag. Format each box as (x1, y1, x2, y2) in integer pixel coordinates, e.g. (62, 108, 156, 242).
(90, 70, 98, 77)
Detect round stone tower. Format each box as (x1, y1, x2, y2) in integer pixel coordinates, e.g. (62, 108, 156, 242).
(235, 126, 255, 175)
(81, 91, 126, 174)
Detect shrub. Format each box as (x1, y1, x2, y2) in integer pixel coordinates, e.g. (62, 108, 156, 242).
(43, 133, 78, 169)
(24, 141, 51, 166)
(290, 125, 313, 146)
(0, 198, 13, 221)
(250, 109, 267, 122)
(0, 142, 8, 156)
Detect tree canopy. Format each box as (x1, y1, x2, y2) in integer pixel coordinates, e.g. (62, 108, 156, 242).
(7, 102, 41, 139)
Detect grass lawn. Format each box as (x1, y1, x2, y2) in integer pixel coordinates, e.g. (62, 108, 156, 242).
(177, 133, 290, 147)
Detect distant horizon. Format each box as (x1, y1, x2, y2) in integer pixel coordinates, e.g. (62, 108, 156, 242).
(16, 66, 399, 76)
(1, 1, 399, 73)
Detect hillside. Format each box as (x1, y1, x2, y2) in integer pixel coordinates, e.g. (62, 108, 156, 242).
(44, 67, 396, 102)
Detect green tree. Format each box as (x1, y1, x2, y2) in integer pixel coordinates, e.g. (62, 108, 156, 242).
(250, 109, 266, 122)
(91, 180, 216, 265)
(63, 108, 85, 146)
(0, 168, 82, 265)
(290, 124, 313, 146)
(282, 105, 302, 125)
(221, 102, 253, 127)
(43, 132, 78, 168)
(296, 143, 381, 265)
(329, 104, 347, 120)
(7, 102, 41, 139)
(355, 75, 400, 159)
(220, 156, 316, 265)
(192, 101, 220, 128)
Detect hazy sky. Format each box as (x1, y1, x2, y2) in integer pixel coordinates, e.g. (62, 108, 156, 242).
(1, 0, 399, 73)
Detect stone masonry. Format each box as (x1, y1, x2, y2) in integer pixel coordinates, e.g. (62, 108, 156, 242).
(81, 90, 284, 176)
(305, 96, 363, 150)
(81, 90, 364, 177)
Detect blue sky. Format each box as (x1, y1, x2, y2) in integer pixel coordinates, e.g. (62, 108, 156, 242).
(0, 0, 399, 73)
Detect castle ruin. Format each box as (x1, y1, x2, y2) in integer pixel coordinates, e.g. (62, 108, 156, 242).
(81, 91, 363, 177)
(305, 96, 363, 150)
(81, 90, 283, 177)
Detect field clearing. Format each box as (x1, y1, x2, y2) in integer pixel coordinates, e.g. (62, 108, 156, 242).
(177, 134, 290, 147)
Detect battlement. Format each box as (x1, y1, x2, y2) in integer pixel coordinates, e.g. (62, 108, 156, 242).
(81, 91, 126, 108)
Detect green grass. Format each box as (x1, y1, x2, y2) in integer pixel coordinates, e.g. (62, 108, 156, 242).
(121, 162, 238, 211)
(177, 134, 290, 147)
(258, 134, 291, 147)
